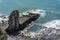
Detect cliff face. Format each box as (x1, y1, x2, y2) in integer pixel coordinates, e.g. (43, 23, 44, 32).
(5, 10, 20, 35)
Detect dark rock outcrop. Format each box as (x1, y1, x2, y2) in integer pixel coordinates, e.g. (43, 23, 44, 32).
(5, 10, 20, 35)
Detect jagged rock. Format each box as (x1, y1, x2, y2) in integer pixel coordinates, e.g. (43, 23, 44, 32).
(5, 10, 19, 35)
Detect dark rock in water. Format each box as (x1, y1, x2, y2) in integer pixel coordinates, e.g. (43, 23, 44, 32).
(5, 10, 20, 35)
(5, 10, 40, 36)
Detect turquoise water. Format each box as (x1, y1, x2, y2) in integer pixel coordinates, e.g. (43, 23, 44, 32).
(0, 0, 60, 14)
(0, 0, 60, 32)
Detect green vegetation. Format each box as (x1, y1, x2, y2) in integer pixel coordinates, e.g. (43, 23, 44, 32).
(0, 28, 6, 40)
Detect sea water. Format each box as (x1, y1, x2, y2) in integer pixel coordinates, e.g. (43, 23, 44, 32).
(0, 0, 60, 32)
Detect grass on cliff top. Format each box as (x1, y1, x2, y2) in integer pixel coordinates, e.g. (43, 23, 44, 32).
(0, 28, 6, 40)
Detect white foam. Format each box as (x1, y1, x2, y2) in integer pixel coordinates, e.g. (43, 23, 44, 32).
(0, 14, 9, 23)
(23, 9, 46, 18)
(0, 18, 3, 23)
(43, 20, 60, 29)
(40, 11, 46, 18)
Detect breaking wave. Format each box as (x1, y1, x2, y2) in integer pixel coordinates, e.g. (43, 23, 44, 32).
(0, 14, 8, 23)
(40, 11, 46, 18)
(0, 14, 4, 23)
(43, 19, 60, 29)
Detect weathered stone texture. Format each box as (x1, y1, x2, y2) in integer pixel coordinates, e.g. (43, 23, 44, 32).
(6, 10, 19, 35)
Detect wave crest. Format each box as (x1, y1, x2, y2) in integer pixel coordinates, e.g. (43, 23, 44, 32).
(43, 20, 60, 29)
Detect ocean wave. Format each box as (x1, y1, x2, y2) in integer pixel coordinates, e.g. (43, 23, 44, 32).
(22, 9, 46, 18)
(40, 10, 46, 18)
(0, 14, 8, 23)
(43, 19, 60, 29)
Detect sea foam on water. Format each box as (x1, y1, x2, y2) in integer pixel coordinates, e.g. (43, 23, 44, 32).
(43, 20, 60, 29)
(0, 14, 9, 24)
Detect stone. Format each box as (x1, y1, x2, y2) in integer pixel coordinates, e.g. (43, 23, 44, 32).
(5, 10, 19, 35)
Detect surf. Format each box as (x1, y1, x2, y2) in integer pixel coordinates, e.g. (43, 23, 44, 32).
(43, 19, 60, 29)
